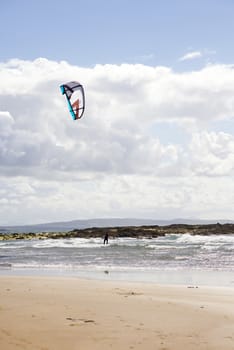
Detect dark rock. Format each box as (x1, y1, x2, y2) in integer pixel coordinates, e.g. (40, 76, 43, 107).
(0, 223, 234, 241)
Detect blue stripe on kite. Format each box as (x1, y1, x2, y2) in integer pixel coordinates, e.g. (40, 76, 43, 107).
(60, 85, 65, 94)
(66, 97, 76, 120)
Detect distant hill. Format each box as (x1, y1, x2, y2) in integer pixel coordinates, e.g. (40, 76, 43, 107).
(0, 218, 233, 234)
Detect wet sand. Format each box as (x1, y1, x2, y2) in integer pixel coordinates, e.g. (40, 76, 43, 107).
(0, 276, 234, 349)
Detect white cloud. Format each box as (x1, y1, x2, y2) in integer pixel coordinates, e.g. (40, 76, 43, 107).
(0, 174, 233, 224)
(189, 131, 234, 176)
(1, 58, 234, 223)
(179, 51, 202, 61)
(0, 111, 14, 136)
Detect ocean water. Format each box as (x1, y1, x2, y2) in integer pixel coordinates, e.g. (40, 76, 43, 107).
(0, 233, 234, 287)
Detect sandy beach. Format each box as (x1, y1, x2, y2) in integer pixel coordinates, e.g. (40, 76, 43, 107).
(0, 276, 233, 350)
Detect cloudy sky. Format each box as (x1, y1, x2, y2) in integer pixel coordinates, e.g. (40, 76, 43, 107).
(1, 0, 234, 225)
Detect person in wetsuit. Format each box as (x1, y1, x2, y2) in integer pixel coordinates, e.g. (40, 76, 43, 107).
(103, 233, 109, 245)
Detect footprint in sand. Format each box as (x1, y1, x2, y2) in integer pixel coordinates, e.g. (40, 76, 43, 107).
(1, 329, 11, 337)
(66, 317, 95, 326)
(117, 291, 143, 297)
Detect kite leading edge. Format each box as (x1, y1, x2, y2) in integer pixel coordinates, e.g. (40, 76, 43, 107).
(60, 81, 85, 120)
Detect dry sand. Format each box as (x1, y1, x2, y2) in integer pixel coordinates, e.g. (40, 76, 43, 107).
(0, 275, 234, 350)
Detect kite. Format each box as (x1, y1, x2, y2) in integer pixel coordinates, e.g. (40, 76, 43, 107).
(60, 81, 85, 120)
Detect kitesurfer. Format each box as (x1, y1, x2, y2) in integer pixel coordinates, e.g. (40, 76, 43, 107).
(103, 233, 109, 245)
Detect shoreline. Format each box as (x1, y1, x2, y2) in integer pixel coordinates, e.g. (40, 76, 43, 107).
(0, 275, 234, 349)
(0, 266, 234, 288)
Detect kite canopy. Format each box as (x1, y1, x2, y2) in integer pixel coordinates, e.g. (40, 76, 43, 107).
(60, 81, 85, 120)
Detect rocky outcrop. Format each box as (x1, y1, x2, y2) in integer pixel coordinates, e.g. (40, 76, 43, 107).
(0, 223, 234, 241)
